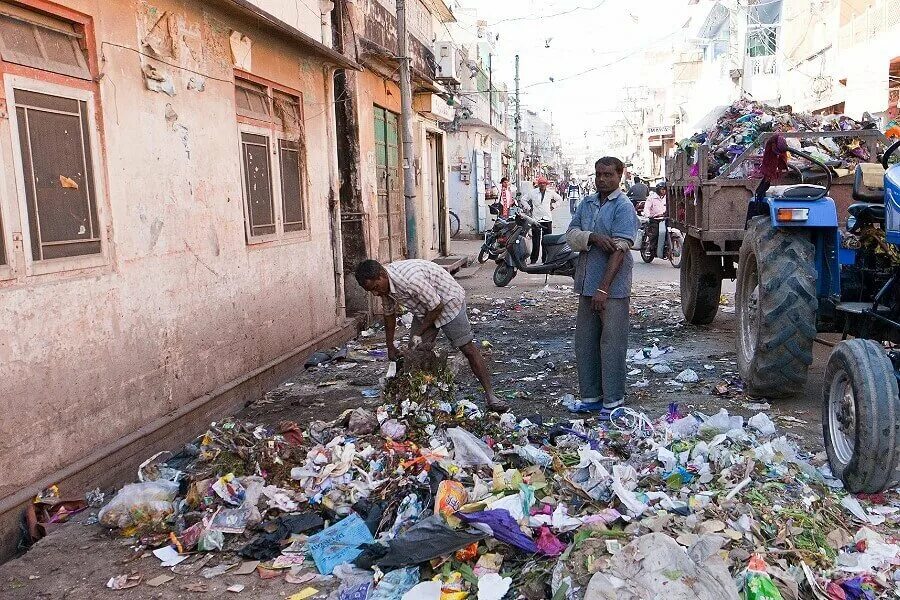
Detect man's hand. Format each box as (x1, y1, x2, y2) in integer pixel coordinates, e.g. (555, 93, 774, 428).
(592, 290, 608, 314)
(589, 232, 617, 252)
(387, 344, 400, 362)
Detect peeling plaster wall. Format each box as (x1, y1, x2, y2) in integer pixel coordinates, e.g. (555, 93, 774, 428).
(0, 0, 341, 497)
(248, 0, 327, 43)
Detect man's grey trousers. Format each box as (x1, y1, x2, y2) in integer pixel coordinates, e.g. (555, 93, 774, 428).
(575, 295, 630, 403)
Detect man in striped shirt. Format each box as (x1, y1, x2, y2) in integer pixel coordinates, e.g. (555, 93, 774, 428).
(355, 259, 508, 413)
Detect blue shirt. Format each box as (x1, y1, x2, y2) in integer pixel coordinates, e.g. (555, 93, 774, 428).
(568, 190, 639, 298)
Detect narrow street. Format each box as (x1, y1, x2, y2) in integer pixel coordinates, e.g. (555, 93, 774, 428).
(1, 0, 898, 598)
(0, 243, 842, 599)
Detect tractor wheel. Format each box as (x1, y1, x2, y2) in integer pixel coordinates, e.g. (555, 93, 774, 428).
(823, 339, 900, 492)
(680, 236, 722, 325)
(736, 216, 817, 399)
(493, 262, 516, 287)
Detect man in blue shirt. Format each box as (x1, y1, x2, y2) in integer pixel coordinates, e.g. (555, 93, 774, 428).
(566, 157, 639, 412)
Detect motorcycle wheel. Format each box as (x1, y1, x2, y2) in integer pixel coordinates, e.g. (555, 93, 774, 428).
(493, 262, 516, 287)
(640, 233, 654, 263)
(668, 234, 683, 269)
(478, 246, 490, 263)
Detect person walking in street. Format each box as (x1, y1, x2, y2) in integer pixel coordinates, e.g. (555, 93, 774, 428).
(523, 176, 562, 264)
(354, 258, 509, 413)
(565, 157, 639, 413)
(567, 180, 582, 215)
(499, 177, 517, 217)
(627, 176, 649, 209)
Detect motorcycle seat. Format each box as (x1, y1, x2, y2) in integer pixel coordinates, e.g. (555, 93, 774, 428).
(848, 202, 885, 224)
(852, 163, 885, 204)
(542, 233, 567, 247)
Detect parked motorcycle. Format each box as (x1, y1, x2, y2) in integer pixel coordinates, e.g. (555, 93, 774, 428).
(493, 212, 578, 287)
(478, 214, 517, 263)
(639, 216, 683, 268)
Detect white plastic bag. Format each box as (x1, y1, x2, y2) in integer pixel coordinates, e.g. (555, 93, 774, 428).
(98, 481, 179, 528)
(700, 409, 743, 435)
(748, 413, 776, 436)
(447, 427, 495, 467)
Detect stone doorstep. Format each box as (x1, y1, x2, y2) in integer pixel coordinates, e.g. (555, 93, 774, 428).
(432, 255, 468, 275)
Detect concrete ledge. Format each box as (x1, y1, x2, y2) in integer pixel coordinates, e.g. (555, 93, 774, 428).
(0, 318, 360, 562)
(433, 255, 468, 274)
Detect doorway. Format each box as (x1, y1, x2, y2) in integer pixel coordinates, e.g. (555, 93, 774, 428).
(428, 132, 448, 256)
(374, 106, 405, 262)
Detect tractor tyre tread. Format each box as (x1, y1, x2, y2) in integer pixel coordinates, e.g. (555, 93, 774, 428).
(680, 236, 722, 325)
(737, 216, 817, 399)
(823, 339, 900, 493)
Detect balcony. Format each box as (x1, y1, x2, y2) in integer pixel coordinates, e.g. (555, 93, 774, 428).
(839, 0, 900, 49)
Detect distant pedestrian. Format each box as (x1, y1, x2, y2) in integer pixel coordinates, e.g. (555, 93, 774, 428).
(627, 176, 649, 208)
(566, 181, 582, 215)
(499, 177, 517, 217)
(523, 176, 562, 264)
(565, 157, 639, 413)
(354, 258, 509, 413)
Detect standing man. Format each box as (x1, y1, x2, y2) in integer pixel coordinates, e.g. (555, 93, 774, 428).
(354, 259, 509, 413)
(566, 180, 582, 215)
(523, 176, 563, 264)
(566, 157, 639, 412)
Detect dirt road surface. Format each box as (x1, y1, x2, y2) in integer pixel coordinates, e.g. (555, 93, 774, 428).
(0, 240, 837, 599)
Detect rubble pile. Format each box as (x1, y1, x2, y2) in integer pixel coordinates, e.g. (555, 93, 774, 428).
(677, 99, 881, 179)
(90, 351, 900, 599)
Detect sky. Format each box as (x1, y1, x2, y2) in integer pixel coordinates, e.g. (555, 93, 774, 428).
(448, 0, 692, 154)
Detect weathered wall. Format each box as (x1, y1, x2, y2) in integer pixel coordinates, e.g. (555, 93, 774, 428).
(0, 0, 342, 498)
(250, 0, 328, 43)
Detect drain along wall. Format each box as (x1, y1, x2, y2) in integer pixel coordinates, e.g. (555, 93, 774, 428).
(0, 0, 343, 498)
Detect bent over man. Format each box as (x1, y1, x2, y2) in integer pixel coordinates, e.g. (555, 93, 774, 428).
(355, 259, 509, 413)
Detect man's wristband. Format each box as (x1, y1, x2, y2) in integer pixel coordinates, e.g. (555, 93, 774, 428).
(597, 289, 608, 296)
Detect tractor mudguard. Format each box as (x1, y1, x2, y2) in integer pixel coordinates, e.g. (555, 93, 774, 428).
(767, 197, 838, 228)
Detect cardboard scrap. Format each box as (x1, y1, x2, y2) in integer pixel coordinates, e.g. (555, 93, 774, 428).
(288, 587, 319, 600)
(146, 574, 175, 587)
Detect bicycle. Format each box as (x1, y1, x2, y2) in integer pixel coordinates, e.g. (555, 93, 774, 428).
(449, 210, 460, 238)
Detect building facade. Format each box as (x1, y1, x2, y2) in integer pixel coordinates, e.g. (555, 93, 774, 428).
(0, 0, 368, 557)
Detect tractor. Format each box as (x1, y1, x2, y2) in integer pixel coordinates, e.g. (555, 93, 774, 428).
(734, 138, 900, 492)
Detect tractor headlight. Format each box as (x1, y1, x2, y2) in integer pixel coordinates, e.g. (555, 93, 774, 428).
(776, 208, 810, 222)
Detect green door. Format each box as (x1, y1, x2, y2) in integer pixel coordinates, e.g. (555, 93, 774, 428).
(374, 106, 405, 262)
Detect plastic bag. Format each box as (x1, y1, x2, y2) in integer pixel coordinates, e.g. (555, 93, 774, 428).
(742, 556, 784, 600)
(98, 481, 179, 528)
(748, 413, 776, 436)
(700, 409, 743, 435)
(447, 427, 495, 467)
(514, 445, 552, 467)
(436, 481, 468, 520)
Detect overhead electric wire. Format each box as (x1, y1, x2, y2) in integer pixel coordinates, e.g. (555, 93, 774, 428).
(486, 0, 608, 26)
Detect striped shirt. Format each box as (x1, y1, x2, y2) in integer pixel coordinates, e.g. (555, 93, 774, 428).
(384, 259, 465, 327)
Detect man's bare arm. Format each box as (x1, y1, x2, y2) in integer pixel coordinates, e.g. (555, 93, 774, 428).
(384, 311, 398, 359)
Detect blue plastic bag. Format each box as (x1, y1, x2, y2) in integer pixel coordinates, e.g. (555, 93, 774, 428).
(307, 513, 375, 574)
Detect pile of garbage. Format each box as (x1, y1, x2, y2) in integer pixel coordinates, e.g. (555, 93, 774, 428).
(677, 99, 880, 179)
(91, 355, 900, 599)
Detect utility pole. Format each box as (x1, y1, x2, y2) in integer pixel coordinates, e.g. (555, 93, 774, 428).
(514, 54, 521, 193)
(397, 0, 418, 258)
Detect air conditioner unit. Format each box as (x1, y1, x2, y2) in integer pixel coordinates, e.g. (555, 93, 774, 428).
(435, 41, 460, 84)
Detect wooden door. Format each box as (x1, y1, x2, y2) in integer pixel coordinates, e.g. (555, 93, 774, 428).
(374, 106, 405, 262)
